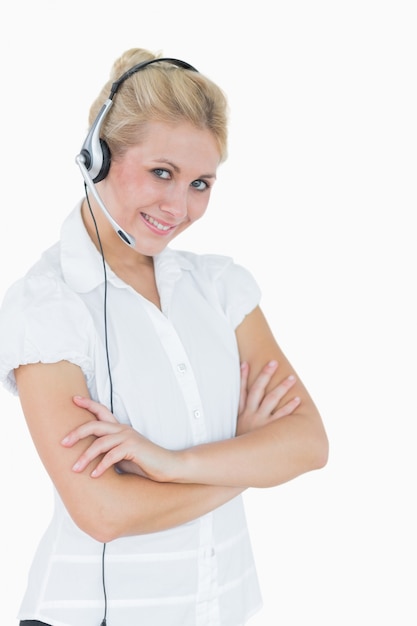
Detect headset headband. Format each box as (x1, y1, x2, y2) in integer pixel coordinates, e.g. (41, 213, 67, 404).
(109, 58, 198, 98)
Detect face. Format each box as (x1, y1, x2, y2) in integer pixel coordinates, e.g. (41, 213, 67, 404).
(97, 120, 221, 258)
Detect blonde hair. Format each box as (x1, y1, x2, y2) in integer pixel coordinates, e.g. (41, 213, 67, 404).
(88, 48, 229, 162)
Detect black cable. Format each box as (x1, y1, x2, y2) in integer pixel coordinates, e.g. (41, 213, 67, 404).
(100, 542, 108, 626)
(84, 184, 112, 625)
(85, 184, 114, 413)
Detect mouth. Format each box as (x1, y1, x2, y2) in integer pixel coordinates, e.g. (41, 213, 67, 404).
(141, 213, 175, 232)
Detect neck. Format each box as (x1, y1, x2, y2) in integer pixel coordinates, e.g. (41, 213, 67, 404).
(81, 197, 160, 307)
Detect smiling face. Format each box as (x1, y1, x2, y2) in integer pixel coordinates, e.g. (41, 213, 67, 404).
(95, 120, 221, 259)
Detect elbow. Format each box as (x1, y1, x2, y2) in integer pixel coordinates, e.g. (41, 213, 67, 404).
(62, 472, 139, 542)
(300, 408, 329, 473)
(87, 521, 120, 544)
(67, 495, 129, 543)
(309, 428, 329, 472)
(71, 510, 122, 543)
(288, 420, 329, 481)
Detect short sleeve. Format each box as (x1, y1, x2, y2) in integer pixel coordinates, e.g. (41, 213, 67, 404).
(206, 255, 262, 328)
(0, 273, 96, 395)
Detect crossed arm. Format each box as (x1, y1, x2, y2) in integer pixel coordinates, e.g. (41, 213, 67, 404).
(15, 306, 328, 542)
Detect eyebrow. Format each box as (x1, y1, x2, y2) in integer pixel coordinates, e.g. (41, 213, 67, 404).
(152, 159, 217, 179)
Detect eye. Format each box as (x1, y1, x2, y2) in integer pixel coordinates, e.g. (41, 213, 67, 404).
(190, 179, 209, 191)
(153, 168, 171, 179)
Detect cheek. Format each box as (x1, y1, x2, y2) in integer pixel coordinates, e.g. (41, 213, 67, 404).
(111, 166, 151, 203)
(188, 194, 210, 222)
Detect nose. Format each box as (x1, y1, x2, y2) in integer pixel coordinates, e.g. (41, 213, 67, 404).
(160, 184, 188, 220)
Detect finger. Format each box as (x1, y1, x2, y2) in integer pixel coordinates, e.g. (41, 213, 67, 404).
(270, 396, 301, 420)
(259, 375, 297, 415)
(245, 360, 279, 412)
(238, 362, 249, 414)
(90, 446, 127, 477)
(71, 434, 126, 475)
(90, 443, 139, 478)
(89, 436, 149, 479)
(72, 396, 118, 423)
(61, 421, 120, 447)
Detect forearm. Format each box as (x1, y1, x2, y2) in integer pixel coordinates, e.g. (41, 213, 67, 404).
(73, 470, 243, 542)
(175, 412, 328, 488)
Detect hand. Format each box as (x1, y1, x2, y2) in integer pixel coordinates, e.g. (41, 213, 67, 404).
(61, 396, 179, 481)
(236, 360, 301, 436)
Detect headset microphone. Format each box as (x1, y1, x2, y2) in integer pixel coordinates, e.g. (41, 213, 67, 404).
(76, 151, 136, 246)
(75, 57, 198, 248)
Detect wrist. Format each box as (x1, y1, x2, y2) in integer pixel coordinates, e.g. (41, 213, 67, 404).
(169, 448, 193, 484)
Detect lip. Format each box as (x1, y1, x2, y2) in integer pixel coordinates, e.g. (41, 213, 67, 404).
(140, 212, 177, 235)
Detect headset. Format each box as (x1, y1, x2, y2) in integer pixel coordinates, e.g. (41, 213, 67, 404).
(75, 57, 198, 247)
(75, 56, 198, 626)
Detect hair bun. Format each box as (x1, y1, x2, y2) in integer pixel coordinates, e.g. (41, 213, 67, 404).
(110, 48, 159, 81)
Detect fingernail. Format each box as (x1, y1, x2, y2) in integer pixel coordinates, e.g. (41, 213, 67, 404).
(268, 360, 278, 367)
(72, 461, 81, 471)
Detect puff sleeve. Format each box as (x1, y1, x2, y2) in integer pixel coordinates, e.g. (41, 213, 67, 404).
(198, 254, 262, 329)
(0, 273, 96, 395)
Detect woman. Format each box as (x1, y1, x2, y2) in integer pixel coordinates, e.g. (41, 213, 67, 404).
(0, 48, 328, 626)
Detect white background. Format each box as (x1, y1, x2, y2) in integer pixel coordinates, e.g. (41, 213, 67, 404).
(0, 1, 416, 624)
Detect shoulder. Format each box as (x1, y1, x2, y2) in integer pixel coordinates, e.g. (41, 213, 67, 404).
(170, 249, 262, 328)
(172, 249, 250, 281)
(0, 241, 94, 330)
(180, 250, 259, 290)
(2, 241, 59, 294)
(0, 243, 95, 395)
(1, 241, 81, 311)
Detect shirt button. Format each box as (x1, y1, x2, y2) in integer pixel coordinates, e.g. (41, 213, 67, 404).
(177, 363, 187, 373)
(193, 410, 201, 419)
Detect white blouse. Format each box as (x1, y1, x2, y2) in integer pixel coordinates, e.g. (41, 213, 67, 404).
(0, 203, 263, 626)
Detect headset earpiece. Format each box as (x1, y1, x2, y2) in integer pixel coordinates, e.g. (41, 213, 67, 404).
(80, 138, 111, 183)
(78, 98, 114, 183)
(96, 139, 112, 182)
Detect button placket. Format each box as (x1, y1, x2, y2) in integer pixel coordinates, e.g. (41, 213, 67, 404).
(138, 298, 208, 445)
(196, 515, 220, 625)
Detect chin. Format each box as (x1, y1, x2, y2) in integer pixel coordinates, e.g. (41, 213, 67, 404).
(134, 240, 170, 257)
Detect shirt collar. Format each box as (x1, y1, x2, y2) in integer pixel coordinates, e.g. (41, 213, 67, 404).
(60, 202, 193, 295)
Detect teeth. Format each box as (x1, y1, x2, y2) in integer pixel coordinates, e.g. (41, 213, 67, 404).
(143, 213, 171, 231)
